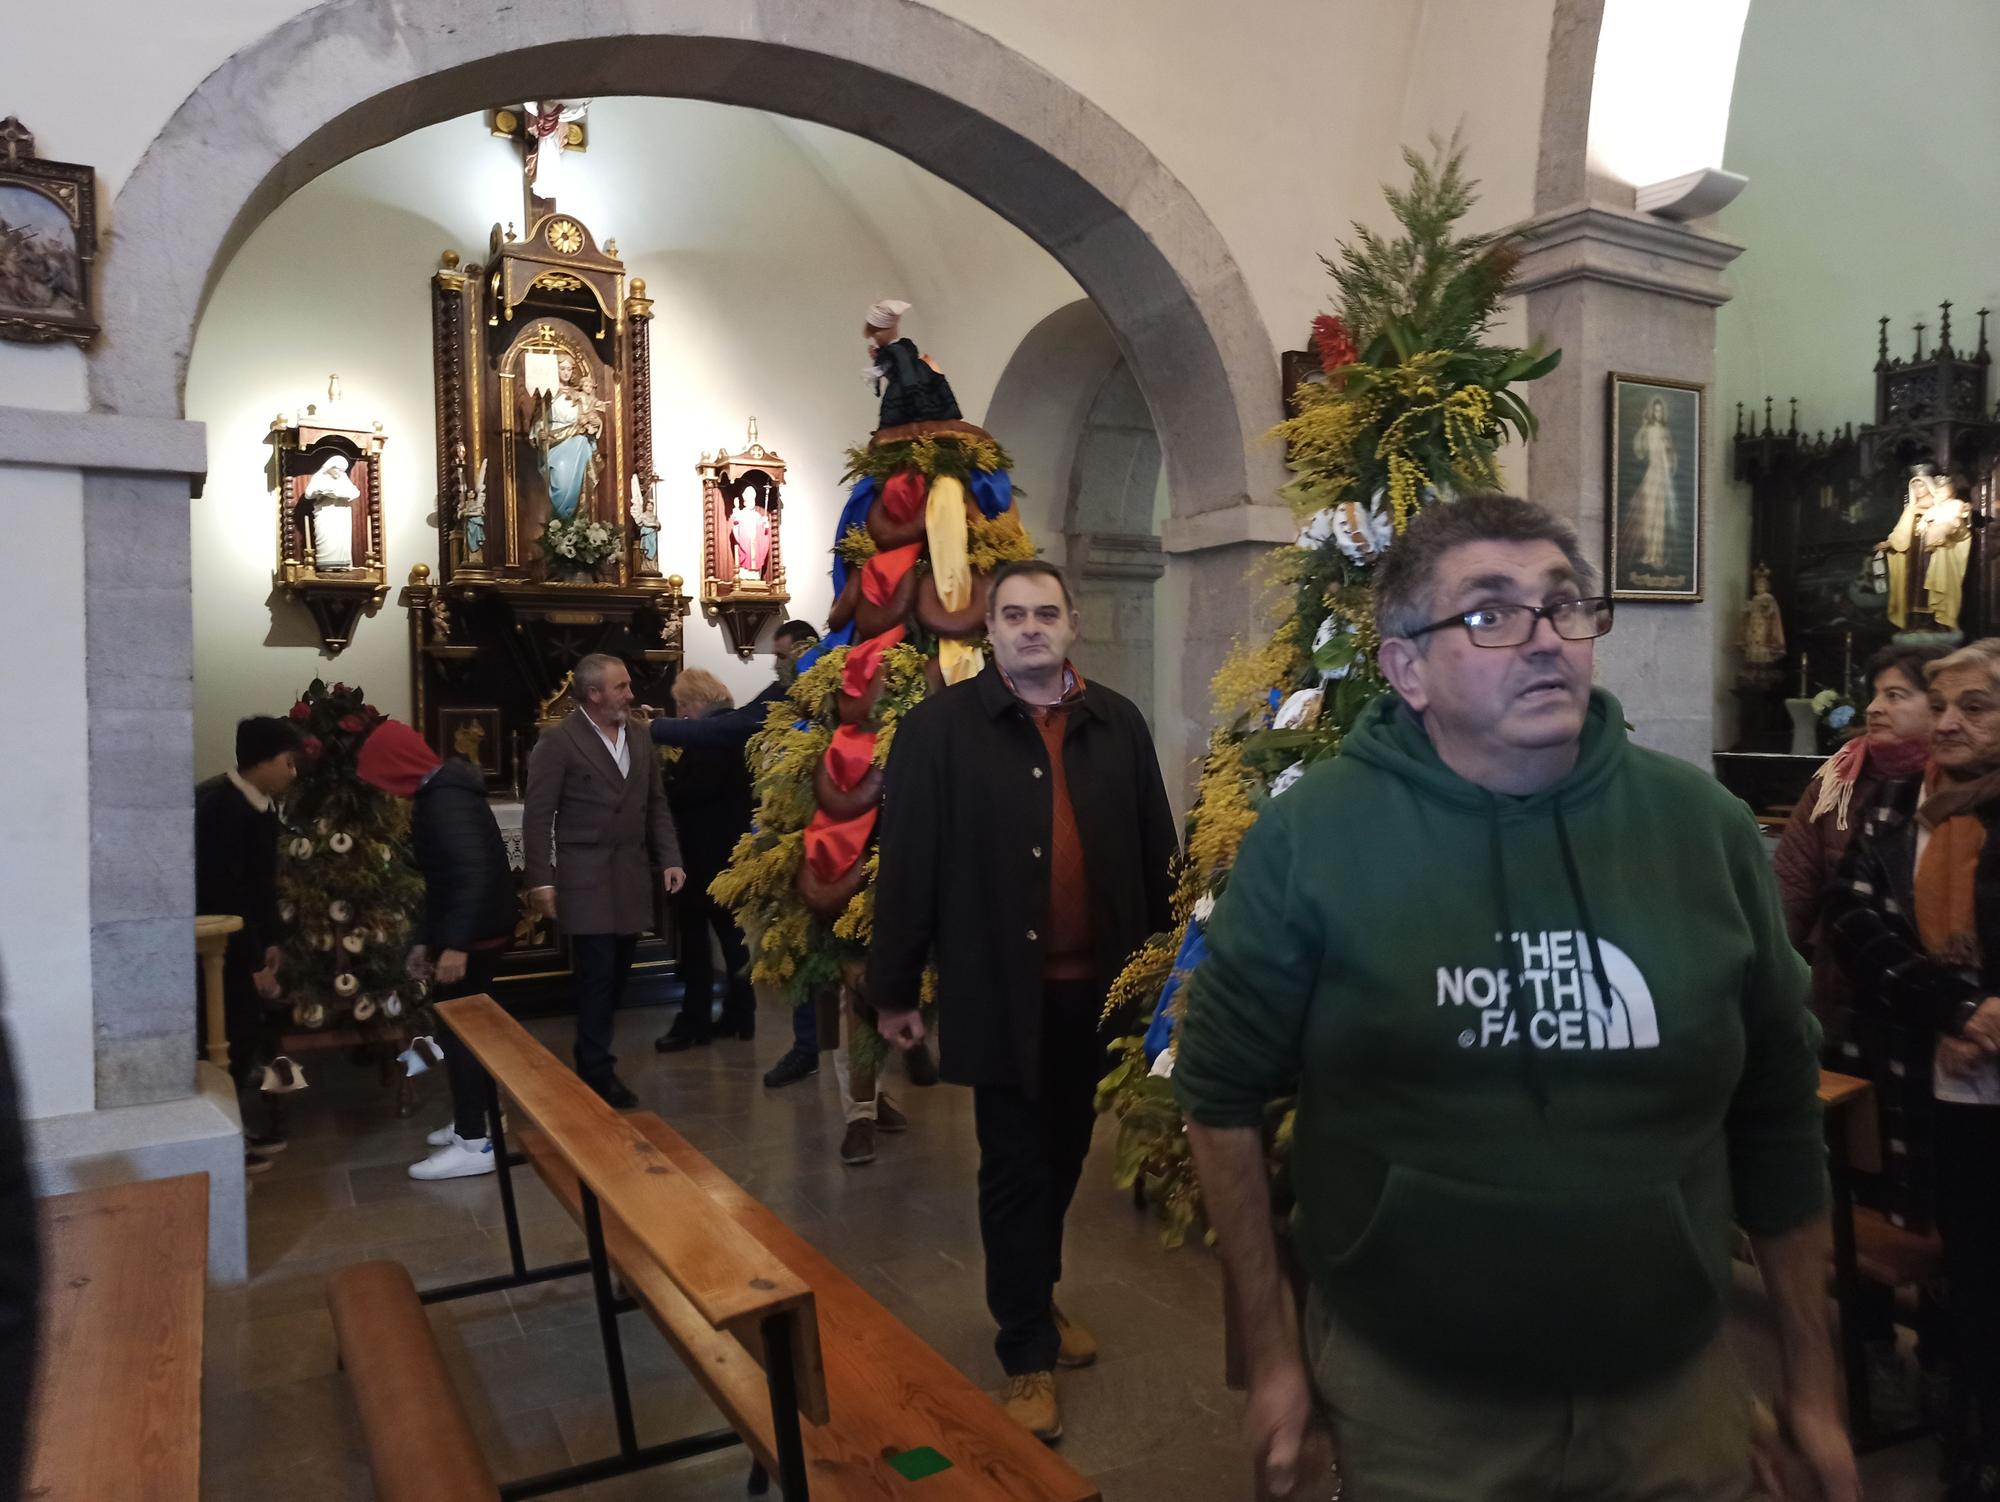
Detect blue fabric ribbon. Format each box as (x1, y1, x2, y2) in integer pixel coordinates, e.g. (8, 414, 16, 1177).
(1143, 919, 1209, 1065)
(828, 476, 881, 599)
(967, 467, 1013, 519)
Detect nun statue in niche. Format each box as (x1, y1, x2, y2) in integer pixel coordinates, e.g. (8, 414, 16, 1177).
(301, 453, 361, 569)
(525, 349, 603, 522)
(732, 481, 773, 582)
(864, 299, 962, 430)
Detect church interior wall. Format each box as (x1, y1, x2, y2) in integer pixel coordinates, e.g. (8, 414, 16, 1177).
(1710, 0, 2000, 742)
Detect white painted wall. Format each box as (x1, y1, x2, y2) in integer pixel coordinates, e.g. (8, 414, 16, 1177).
(1711, 0, 2000, 740)
(187, 99, 1083, 773)
(0, 466, 94, 1118)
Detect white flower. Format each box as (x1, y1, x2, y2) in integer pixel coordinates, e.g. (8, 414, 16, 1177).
(1296, 508, 1338, 551)
(1192, 893, 1216, 927)
(328, 900, 351, 922)
(290, 837, 314, 860)
(1270, 761, 1307, 798)
(341, 933, 365, 954)
(1273, 687, 1324, 730)
(333, 972, 359, 997)
(1332, 497, 1395, 567)
(329, 832, 354, 854)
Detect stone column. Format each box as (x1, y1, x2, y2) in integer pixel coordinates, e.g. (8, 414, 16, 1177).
(1071, 532, 1165, 726)
(1512, 206, 1742, 765)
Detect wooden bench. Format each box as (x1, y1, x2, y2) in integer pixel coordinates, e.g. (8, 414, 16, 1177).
(435, 993, 1098, 1501)
(25, 1174, 209, 1502)
(327, 1261, 500, 1502)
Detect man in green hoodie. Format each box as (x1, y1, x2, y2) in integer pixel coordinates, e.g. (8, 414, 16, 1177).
(1174, 495, 1855, 1500)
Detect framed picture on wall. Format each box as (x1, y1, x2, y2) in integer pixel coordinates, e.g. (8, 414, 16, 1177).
(0, 118, 98, 346)
(1606, 373, 1704, 602)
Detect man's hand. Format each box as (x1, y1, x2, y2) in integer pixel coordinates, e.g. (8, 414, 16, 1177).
(1964, 996, 2000, 1053)
(405, 945, 432, 980)
(252, 965, 281, 1000)
(1245, 1355, 1318, 1497)
(876, 1006, 926, 1048)
(435, 948, 468, 986)
(1939, 1034, 1987, 1077)
(529, 886, 557, 920)
(1780, 1393, 1861, 1502)
(662, 867, 687, 895)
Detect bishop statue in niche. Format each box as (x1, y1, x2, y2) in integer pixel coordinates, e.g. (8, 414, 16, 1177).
(732, 478, 774, 582)
(522, 345, 603, 522)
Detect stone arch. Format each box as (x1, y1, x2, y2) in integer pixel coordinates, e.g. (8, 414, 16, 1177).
(90, 0, 1282, 519)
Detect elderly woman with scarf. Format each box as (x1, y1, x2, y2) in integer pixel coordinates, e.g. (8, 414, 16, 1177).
(1827, 639, 2000, 1500)
(1774, 644, 1944, 1049)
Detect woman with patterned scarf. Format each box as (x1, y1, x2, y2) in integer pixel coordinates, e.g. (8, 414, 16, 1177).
(1828, 639, 2000, 1500)
(1776, 645, 1944, 1046)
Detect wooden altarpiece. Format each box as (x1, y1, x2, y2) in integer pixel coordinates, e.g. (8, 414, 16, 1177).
(405, 209, 690, 1007)
(699, 420, 792, 657)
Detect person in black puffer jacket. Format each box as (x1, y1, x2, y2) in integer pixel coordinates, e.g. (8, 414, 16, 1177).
(357, 720, 517, 1181)
(656, 669, 758, 1052)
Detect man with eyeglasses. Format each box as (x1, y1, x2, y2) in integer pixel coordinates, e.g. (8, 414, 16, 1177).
(1173, 495, 1854, 1500)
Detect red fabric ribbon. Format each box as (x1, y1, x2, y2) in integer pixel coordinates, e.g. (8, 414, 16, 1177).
(804, 805, 878, 883)
(841, 624, 907, 698)
(825, 725, 880, 792)
(880, 469, 928, 525)
(861, 545, 921, 607)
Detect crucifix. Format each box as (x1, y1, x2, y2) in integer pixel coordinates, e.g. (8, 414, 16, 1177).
(489, 99, 591, 220)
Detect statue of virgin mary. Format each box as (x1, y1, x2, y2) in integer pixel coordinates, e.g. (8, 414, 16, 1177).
(526, 350, 603, 522)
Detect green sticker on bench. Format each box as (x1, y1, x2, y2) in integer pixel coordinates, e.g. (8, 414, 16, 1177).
(887, 1446, 953, 1481)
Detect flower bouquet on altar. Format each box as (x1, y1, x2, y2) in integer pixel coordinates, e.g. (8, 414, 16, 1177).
(538, 514, 620, 578)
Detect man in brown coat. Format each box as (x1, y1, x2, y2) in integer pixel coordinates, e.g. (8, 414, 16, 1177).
(525, 653, 685, 1108)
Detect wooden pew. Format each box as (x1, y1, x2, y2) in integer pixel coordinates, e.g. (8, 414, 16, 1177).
(326, 1261, 500, 1502)
(438, 994, 1098, 1501)
(25, 1174, 208, 1502)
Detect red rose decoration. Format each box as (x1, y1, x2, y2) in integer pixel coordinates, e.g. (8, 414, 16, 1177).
(338, 714, 365, 733)
(300, 735, 324, 762)
(288, 702, 311, 721)
(1312, 314, 1358, 373)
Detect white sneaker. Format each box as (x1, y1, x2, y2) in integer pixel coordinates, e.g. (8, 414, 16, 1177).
(426, 1123, 456, 1148)
(408, 1136, 495, 1180)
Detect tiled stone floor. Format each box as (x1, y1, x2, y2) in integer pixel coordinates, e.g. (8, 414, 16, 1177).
(203, 996, 1940, 1500)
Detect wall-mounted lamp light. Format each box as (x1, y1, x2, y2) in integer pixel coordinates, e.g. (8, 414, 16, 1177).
(1635, 167, 1748, 221)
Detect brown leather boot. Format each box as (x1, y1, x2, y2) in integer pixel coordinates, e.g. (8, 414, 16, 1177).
(1002, 1370, 1061, 1442)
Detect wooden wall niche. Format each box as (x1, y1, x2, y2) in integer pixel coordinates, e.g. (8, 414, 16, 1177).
(699, 422, 791, 657)
(267, 388, 388, 655)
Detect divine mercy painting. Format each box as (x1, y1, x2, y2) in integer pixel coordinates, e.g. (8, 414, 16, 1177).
(1606, 373, 1704, 602)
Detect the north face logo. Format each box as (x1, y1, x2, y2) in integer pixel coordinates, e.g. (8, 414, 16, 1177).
(1436, 930, 1659, 1051)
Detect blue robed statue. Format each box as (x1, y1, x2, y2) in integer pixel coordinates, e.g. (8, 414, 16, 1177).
(526, 349, 603, 522)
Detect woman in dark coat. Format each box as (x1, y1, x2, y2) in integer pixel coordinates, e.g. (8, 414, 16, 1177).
(655, 670, 758, 1051)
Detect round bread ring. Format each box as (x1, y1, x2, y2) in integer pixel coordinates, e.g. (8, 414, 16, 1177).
(812, 759, 884, 822)
(915, 568, 992, 639)
(867, 503, 928, 551)
(835, 664, 891, 727)
(797, 852, 870, 917)
(870, 418, 996, 448)
(827, 569, 863, 631)
(852, 565, 920, 640)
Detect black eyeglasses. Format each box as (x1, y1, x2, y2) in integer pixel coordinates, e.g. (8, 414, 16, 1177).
(1407, 596, 1615, 649)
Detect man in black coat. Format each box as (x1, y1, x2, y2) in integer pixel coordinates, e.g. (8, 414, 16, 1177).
(644, 621, 838, 1087)
(0, 963, 39, 1502)
(357, 720, 518, 1181)
(869, 560, 1178, 1443)
(654, 669, 758, 1051)
(193, 716, 298, 1163)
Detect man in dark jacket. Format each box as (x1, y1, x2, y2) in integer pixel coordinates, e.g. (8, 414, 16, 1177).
(193, 716, 298, 1163)
(0, 964, 39, 1502)
(869, 560, 1178, 1442)
(645, 621, 837, 1087)
(654, 669, 758, 1051)
(358, 720, 518, 1180)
